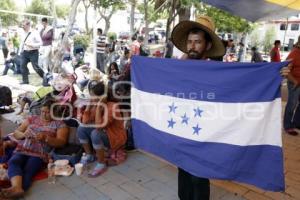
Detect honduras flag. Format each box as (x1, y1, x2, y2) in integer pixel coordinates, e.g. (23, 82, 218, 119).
(131, 56, 287, 191)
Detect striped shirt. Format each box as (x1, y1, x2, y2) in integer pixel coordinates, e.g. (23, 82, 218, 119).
(97, 35, 107, 54)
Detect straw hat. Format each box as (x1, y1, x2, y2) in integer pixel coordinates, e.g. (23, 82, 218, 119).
(171, 16, 225, 58)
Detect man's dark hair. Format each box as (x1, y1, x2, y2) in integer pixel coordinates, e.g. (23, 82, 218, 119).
(251, 47, 257, 51)
(274, 40, 281, 45)
(88, 80, 105, 96)
(41, 17, 48, 23)
(131, 35, 137, 41)
(97, 28, 103, 34)
(41, 98, 55, 109)
(187, 28, 212, 44)
(124, 49, 130, 55)
(9, 52, 16, 57)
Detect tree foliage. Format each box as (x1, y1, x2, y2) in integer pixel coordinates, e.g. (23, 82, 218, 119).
(137, 1, 167, 23)
(56, 5, 70, 18)
(26, 0, 50, 16)
(249, 26, 261, 48)
(262, 26, 276, 54)
(0, 0, 18, 26)
(200, 4, 252, 33)
(93, 0, 126, 34)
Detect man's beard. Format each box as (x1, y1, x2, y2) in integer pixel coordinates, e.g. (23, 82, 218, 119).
(187, 50, 203, 59)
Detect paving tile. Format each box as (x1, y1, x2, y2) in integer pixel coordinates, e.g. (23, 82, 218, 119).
(264, 191, 295, 200)
(96, 182, 134, 200)
(210, 185, 230, 200)
(243, 191, 272, 200)
(72, 183, 110, 200)
(58, 174, 87, 189)
(139, 166, 173, 183)
(112, 163, 153, 183)
(133, 152, 168, 169)
(285, 186, 300, 199)
(82, 174, 110, 188)
(120, 180, 160, 200)
(220, 193, 246, 200)
(211, 180, 249, 196)
(153, 195, 179, 200)
(26, 181, 77, 200)
(142, 179, 177, 198)
(103, 167, 131, 184)
(125, 155, 150, 170)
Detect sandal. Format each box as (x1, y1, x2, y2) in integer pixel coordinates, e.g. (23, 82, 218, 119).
(0, 188, 24, 199)
(88, 163, 107, 178)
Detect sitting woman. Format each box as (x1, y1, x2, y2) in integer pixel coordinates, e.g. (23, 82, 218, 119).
(77, 81, 127, 177)
(0, 99, 69, 199)
(107, 62, 121, 82)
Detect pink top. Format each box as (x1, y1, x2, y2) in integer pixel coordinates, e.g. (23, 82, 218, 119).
(15, 116, 66, 161)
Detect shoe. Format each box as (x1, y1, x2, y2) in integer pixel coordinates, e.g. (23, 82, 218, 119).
(88, 163, 107, 178)
(285, 129, 299, 136)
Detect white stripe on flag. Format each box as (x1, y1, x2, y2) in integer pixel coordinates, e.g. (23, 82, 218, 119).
(131, 87, 282, 147)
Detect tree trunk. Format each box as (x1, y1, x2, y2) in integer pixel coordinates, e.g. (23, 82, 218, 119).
(83, 1, 91, 35)
(130, 0, 136, 37)
(104, 17, 110, 35)
(165, 0, 177, 42)
(143, 0, 149, 45)
(84, 8, 89, 34)
(62, 0, 81, 50)
(178, 7, 190, 22)
(99, 9, 114, 35)
(51, 0, 57, 29)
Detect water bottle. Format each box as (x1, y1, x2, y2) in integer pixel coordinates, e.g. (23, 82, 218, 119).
(80, 153, 88, 172)
(47, 159, 56, 184)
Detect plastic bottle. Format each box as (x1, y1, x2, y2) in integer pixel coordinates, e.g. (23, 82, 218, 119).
(47, 159, 56, 184)
(80, 153, 88, 172)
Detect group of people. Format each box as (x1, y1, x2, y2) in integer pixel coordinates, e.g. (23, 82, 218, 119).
(0, 78, 129, 198)
(1, 13, 299, 200)
(1, 18, 54, 85)
(223, 38, 283, 63)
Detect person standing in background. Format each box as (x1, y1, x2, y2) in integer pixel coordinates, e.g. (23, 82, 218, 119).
(39, 18, 54, 73)
(270, 40, 281, 62)
(0, 31, 9, 61)
(96, 28, 108, 73)
(19, 19, 43, 84)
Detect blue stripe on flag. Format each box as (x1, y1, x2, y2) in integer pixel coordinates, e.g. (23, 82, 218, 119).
(131, 56, 288, 103)
(132, 119, 285, 191)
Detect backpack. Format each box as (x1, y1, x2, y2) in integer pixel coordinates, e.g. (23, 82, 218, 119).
(0, 86, 12, 107)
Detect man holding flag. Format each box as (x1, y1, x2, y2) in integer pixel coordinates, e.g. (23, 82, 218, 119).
(171, 16, 226, 200)
(131, 16, 290, 200)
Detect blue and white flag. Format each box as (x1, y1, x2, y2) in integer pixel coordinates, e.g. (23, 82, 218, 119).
(131, 56, 287, 191)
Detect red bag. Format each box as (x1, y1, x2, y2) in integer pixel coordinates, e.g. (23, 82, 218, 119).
(106, 148, 127, 166)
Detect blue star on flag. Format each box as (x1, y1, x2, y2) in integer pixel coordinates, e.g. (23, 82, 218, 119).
(169, 102, 178, 114)
(192, 124, 201, 135)
(181, 113, 189, 125)
(194, 107, 203, 117)
(167, 118, 176, 128)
